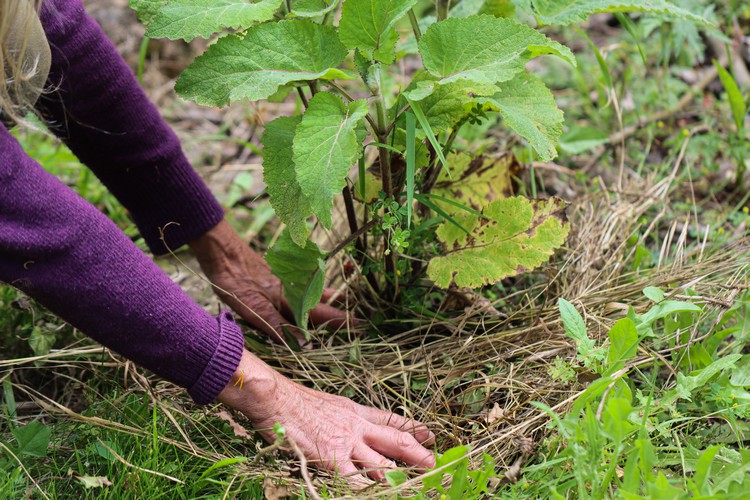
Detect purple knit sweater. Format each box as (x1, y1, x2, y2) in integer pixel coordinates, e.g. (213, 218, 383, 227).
(0, 0, 245, 404)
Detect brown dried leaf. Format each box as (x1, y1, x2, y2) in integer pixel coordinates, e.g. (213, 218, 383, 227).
(217, 410, 253, 440)
(263, 477, 292, 500)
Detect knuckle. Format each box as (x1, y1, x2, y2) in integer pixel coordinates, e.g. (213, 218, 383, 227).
(395, 431, 416, 449)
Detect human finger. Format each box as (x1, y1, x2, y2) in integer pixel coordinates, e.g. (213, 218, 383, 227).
(364, 425, 436, 470)
(309, 302, 349, 328)
(321, 287, 346, 305)
(357, 406, 435, 446)
(231, 294, 298, 344)
(352, 444, 398, 482)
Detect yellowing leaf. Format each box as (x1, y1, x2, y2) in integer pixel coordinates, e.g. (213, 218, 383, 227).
(427, 197, 569, 288)
(432, 152, 521, 212)
(75, 476, 113, 490)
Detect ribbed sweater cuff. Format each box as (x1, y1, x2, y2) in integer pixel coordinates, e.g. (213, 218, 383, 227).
(187, 311, 245, 405)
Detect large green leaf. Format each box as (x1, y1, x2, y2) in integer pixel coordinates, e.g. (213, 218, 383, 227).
(479, 72, 563, 162)
(398, 72, 496, 134)
(526, 0, 706, 25)
(427, 196, 569, 288)
(266, 229, 326, 328)
(262, 116, 313, 247)
(293, 92, 368, 228)
(417, 16, 575, 92)
(176, 21, 351, 106)
(129, 0, 282, 41)
(339, 0, 416, 64)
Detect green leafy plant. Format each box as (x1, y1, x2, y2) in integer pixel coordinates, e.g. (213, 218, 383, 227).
(130, 0, 706, 324)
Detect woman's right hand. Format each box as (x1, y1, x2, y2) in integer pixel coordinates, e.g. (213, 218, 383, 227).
(216, 349, 436, 481)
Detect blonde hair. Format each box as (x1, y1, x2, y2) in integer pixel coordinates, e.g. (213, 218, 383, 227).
(1, 0, 48, 125)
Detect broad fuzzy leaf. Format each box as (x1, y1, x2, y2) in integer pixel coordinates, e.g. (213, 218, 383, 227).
(526, 0, 706, 25)
(432, 152, 520, 211)
(418, 16, 575, 91)
(130, 0, 282, 41)
(262, 116, 313, 246)
(398, 72, 496, 134)
(266, 229, 326, 328)
(427, 196, 569, 288)
(292, 0, 339, 17)
(479, 72, 564, 161)
(177, 21, 351, 106)
(339, 0, 417, 64)
(293, 92, 368, 228)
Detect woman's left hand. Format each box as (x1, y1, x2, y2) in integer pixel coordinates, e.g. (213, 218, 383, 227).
(189, 220, 349, 344)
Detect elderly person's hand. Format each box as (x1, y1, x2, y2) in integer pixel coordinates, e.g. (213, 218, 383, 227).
(190, 220, 349, 344)
(217, 349, 436, 481)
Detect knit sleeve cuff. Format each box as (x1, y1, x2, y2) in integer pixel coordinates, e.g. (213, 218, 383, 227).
(187, 311, 245, 405)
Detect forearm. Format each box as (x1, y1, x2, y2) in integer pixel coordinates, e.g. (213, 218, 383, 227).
(35, 0, 225, 254)
(0, 126, 243, 403)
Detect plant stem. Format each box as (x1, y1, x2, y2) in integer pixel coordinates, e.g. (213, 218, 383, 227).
(372, 64, 397, 294)
(408, 9, 422, 43)
(342, 185, 361, 247)
(284, 0, 292, 15)
(437, 0, 449, 21)
(296, 87, 309, 109)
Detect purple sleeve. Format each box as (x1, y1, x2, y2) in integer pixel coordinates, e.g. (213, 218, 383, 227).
(0, 125, 244, 404)
(36, 0, 225, 255)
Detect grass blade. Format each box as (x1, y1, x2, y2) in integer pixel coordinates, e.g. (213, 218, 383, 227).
(614, 13, 646, 66)
(714, 59, 747, 131)
(404, 95, 449, 175)
(415, 193, 471, 235)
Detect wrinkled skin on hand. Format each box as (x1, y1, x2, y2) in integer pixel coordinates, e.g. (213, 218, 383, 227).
(189, 220, 349, 344)
(217, 350, 436, 481)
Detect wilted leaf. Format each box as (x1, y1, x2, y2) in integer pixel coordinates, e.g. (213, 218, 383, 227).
(432, 152, 520, 212)
(339, 0, 416, 64)
(479, 72, 564, 162)
(217, 410, 253, 440)
(263, 478, 292, 500)
(129, 0, 282, 41)
(262, 116, 313, 246)
(76, 476, 113, 490)
(417, 16, 575, 93)
(293, 92, 368, 228)
(427, 197, 569, 288)
(176, 21, 351, 106)
(486, 402, 505, 424)
(266, 229, 326, 327)
(525, 0, 707, 25)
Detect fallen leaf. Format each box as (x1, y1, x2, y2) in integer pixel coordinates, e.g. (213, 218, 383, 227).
(76, 475, 113, 489)
(217, 410, 253, 440)
(263, 477, 292, 500)
(486, 403, 505, 424)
